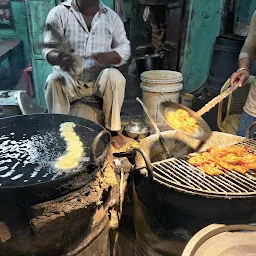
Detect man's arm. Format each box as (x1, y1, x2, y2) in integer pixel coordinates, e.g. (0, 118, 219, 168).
(231, 11, 256, 87)
(43, 7, 76, 70)
(43, 8, 63, 64)
(92, 51, 121, 67)
(92, 14, 131, 67)
(111, 14, 131, 66)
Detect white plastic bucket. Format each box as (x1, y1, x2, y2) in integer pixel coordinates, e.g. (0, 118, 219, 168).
(140, 70, 183, 126)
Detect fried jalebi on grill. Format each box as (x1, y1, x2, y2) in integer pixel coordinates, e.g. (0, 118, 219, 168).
(166, 109, 199, 134)
(199, 163, 225, 176)
(188, 145, 256, 176)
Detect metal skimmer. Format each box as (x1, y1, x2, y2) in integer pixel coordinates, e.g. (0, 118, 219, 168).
(152, 138, 256, 198)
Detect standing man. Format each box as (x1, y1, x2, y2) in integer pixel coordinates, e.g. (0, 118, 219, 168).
(230, 10, 256, 136)
(43, 0, 131, 148)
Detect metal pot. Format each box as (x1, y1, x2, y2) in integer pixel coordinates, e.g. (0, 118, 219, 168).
(133, 130, 256, 222)
(136, 45, 154, 57)
(135, 54, 162, 77)
(0, 114, 111, 204)
(124, 122, 150, 140)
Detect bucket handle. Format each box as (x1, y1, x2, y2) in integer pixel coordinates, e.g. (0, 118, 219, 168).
(160, 91, 171, 102)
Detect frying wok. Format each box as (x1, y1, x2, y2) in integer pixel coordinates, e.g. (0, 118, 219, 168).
(159, 84, 240, 141)
(0, 114, 111, 203)
(159, 102, 212, 141)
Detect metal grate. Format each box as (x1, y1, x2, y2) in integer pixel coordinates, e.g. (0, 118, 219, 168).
(152, 138, 256, 197)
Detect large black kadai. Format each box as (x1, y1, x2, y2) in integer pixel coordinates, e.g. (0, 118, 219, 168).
(0, 114, 111, 204)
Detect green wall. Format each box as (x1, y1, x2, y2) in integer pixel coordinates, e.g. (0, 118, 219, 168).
(180, 0, 225, 92)
(102, 0, 113, 9)
(237, 0, 256, 24)
(0, 0, 31, 64)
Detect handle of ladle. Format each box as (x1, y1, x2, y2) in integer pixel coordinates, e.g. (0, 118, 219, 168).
(196, 83, 239, 117)
(160, 92, 170, 102)
(136, 97, 172, 159)
(136, 97, 160, 135)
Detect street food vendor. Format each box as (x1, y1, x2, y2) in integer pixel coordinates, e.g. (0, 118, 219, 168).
(230, 10, 256, 136)
(43, 0, 131, 148)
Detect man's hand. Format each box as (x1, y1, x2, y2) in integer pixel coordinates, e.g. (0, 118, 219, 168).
(46, 50, 76, 71)
(92, 53, 110, 67)
(58, 51, 77, 71)
(230, 69, 250, 87)
(92, 52, 121, 67)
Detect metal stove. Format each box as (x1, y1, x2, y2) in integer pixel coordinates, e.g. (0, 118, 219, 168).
(133, 132, 256, 256)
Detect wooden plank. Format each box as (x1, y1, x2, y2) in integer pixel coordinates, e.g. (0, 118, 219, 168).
(0, 39, 21, 62)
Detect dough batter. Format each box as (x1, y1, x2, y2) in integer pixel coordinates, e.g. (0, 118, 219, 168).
(55, 122, 84, 170)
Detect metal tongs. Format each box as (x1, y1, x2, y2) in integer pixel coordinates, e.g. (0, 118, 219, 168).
(136, 97, 172, 158)
(159, 83, 239, 141)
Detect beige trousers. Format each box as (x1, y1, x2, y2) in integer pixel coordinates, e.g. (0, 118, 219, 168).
(44, 68, 126, 131)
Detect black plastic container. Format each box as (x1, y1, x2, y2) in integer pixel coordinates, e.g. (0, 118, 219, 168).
(206, 35, 245, 93)
(135, 53, 162, 77)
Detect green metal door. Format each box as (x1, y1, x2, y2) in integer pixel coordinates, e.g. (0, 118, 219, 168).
(25, 0, 59, 107)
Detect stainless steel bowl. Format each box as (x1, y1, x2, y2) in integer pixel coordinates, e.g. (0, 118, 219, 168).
(124, 122, 150, 139)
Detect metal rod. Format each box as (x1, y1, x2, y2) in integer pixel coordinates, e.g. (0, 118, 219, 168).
(136, 97, 172, 158)
(161, 162, 212, 191)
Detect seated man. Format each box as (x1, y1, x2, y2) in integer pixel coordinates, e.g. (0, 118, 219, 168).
(43, 0, 131, 148)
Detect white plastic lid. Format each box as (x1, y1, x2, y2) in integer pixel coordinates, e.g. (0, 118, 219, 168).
(141, 70, 183, 83)
(140, 82, 183, 93)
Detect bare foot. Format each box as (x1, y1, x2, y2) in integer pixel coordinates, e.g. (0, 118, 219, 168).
(111, 131, 127, 149)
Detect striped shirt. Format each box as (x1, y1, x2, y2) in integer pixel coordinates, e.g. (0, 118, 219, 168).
(43, 0, 131, 85)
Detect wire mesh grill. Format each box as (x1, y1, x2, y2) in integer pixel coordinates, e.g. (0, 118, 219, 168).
(152, 138, 256, 197)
